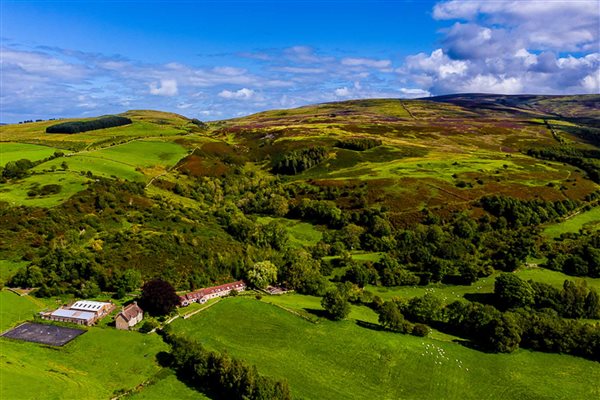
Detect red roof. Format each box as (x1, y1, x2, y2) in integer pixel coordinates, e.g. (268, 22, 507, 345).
(180, 280, 245, 302)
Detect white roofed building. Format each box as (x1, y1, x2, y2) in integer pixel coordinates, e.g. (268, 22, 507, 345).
(41, 299, 115, 326)
(46, 309, 96, 325)
(69, 300, 113, 317)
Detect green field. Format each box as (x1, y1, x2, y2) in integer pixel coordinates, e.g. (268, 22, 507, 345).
(171, 297, 600, 400)
(0, 290, 49, 331)
(33, 140, 188, 182)
(82, 140, 188, 167)
(127, 370, 210, 400)
(0, 143, 62, 164)
(542, 206, 600, 238)
(256, 216, 323, 247)
(0, 172, 89, 207)
(1, 328, 167, 400)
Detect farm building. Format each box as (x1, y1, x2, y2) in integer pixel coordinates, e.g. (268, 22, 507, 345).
(180, 280, 246, 306)
(41, 300, 114, 326)
(43, 308, 97, 326)
(69, 300, 114, 317)
(115, 302, 144, 330)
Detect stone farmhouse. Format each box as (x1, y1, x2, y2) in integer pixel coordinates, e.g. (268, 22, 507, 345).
(115, 301, 143, 330)
(179, 280, 246, 306)
(41, 300, 114, 326)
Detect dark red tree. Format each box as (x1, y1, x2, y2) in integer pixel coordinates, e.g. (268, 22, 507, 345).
(140, 279, 180, 316)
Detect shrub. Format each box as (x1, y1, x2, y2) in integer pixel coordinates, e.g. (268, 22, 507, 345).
(412, 323, 429, 337)
(139, 320, 159, 333)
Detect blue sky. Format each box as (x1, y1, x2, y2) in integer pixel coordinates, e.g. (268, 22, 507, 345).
(1, 1, 599, 122)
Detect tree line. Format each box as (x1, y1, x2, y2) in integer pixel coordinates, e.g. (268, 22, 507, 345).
(162, 331, 292, 399)
(480, 195, 579, 227)
(46, 116, 132, 134)
(373, 291, 600, 361)
(335, 137, 382, 151)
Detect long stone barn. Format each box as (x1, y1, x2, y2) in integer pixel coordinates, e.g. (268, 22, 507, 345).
(179, 280, 246, 307)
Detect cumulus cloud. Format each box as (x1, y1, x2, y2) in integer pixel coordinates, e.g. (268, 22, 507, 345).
(218, 88, 256, 100)
(582, 71, 600, 93)
(149, 79, 178, 96)
(433, 0, 598, 51)
(334, 87, 351, 97)
(398, 1, 600, 95)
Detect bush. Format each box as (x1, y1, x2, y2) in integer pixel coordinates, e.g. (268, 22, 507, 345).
(139, 320, 159, 333)
(411, 323, 429, 337)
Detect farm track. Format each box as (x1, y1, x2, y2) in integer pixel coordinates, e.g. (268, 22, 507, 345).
(144, 144, 196, 189)
(400, 101, 417, 120)
(181, 298, 222, 319)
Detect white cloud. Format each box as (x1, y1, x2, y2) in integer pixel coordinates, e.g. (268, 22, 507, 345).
(515, 49, 537, 67)
(274, 66, 326, 74)
(399, 88, 431, 98)
(149, 79, 178, 96)
(334, 87, 351, 97)
(581, 71, 600, 93)
(1, 48, 88, 80)
(433, 0, 598, 51)
(397, 2, 600, 96)
(341, 57, 392, 69)
(459, 74, 523, 94)
(405, 49, 469, 78)
(218, 88, 256, 100)
(212, 66, 247, 76)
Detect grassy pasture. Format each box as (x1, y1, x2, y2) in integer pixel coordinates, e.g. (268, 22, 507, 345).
(365, 267, 600, 302)
(0, 172, 89, 207)
(33, 141, 187, 182)
(79, 140, 188, 169)
(256, 216, 323, 247)
(542, 206, 600, 238)
(1, 328, 167, 400)
(35, 155, 144, 181)
(0, 143, 62, 164)
(172, 297, 600, 400)
(0, 290, 49, 331)
(127, 370, 209, 400)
